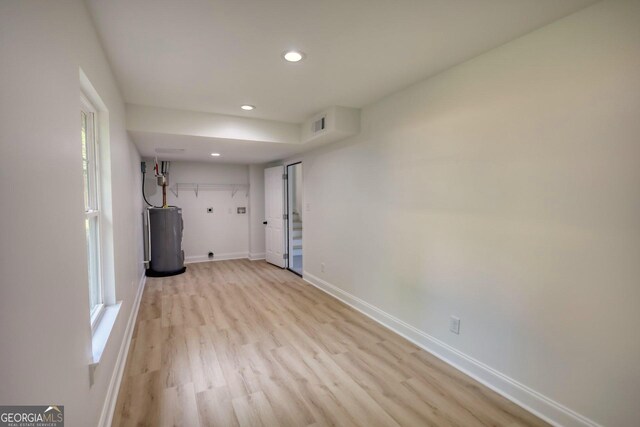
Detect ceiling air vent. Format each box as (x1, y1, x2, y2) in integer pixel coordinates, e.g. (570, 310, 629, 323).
(302, 106, 360, 144)
(155, 148, 185, 154)
(313, 117, 326, 133)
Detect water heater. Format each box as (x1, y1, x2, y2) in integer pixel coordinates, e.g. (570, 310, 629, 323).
(145, 207, 186, 277)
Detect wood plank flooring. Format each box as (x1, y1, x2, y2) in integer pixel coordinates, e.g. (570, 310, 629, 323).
(112, 260, 548, 427)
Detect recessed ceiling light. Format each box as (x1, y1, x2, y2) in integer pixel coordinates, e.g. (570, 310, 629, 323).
(210, 153, 221, 157)
(283, 50, 305, 63)
(241, 105, 255, 111)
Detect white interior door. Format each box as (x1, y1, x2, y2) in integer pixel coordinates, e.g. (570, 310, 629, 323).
(264, 165, 286, 267)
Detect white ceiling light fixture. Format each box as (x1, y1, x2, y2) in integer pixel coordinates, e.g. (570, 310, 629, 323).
(283, 50, 305, 63)
(210, 152, 221, 157)
(240, 104, 255, 111)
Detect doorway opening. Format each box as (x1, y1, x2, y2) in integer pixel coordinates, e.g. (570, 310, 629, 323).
(286, 162, 303, 276)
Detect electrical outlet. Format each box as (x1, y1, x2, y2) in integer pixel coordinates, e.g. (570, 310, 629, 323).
(320, 263, 325, 273)
(449, 316, 460, 334)
(207, 207, 213, 213)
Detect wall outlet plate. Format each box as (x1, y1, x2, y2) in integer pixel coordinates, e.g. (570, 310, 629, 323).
(450, 316, 461, 334)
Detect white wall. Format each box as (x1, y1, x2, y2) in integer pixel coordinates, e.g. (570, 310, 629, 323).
(0, 1, 144, 426)
(287, 1, 640, 426)
(144, 161, 250, 261)
(249, 164, 267, 259)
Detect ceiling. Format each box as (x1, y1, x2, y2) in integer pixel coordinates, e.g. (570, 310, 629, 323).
(131, 131, 315, 164)
(87, 0, 596, 163)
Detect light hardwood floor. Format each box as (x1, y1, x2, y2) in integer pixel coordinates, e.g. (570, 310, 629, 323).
(112, 260, 548, 427)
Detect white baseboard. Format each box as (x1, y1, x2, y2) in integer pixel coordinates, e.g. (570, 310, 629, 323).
(302, 271, 601, 427)
(97, 273, 146, 427)
(249, 252, 266, 261)
(185, 252, 248, 263)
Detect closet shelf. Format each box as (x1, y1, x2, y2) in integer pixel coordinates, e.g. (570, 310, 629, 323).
(169, 183, 249, 198)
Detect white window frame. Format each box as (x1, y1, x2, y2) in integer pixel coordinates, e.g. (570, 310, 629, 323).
(81, 93, 105, 331)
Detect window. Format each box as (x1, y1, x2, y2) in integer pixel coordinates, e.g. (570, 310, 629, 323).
(81, 94, 103, 327)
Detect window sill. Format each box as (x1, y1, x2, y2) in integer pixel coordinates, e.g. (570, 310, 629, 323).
(89, 302, 122, 386)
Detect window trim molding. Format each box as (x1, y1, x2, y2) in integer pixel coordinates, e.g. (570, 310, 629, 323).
(91, 303, 105, 332)
(81, 91, 105, 333)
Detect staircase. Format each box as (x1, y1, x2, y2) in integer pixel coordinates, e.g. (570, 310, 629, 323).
(291, 212, 303, 256)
